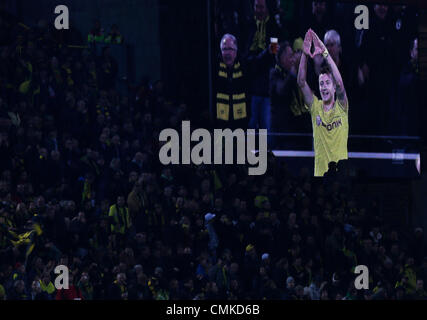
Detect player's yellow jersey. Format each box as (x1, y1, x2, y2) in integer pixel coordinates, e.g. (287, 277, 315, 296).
(309, 95, 348, 177)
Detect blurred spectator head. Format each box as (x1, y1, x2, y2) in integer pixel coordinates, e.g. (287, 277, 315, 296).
(246, 244, 256, 258)
(410, 38, 418, 62)
(254, 0, 269, 21)
(112, 134, 120, 146)
(51, 56, 59, 69)
(117, 273, 126, 285)
(295, 284, 304, 296)
(14, 280, 25, 293)
(415, 227, 423, 238)
(41, 273, 51, 285)
(134, 264, 143, 275)
(286, 276, 295, 289)
(31, 280, 41, 293)
(80, 272, 89, 284)
(277, 41, 295, 72)
(374, 5, 388, 21)
(312, 1, 327, 20)
(261, 253, 270, 261)
(416, 279, 424, 291)
(117, 195, 125, 207)
(324, 30, 341, 63)
(205, 212, 215, 224)
(220, 34, 238, 67)
(292, 37, 303, 62)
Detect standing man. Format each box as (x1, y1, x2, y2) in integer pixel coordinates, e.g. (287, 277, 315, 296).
(394, 38, 419, 135)
(297, 29, 349, 177)
(270, 41, 310, 136)
(244, 0, 281, 133)
(109, 195, 132, 242)
(214, 33, 275, 130)
(300, 1, 332, 41)
(357, 5, 394, 134)
(215, 34, 250, 130)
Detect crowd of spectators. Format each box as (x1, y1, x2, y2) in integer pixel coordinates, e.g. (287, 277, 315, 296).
(0, 5, 426, 301)
(88, 20, 124, 45)
(214, 0, 420, 136)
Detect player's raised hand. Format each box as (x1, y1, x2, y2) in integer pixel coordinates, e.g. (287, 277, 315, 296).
(311, 30, 326, 57)
(303, 29, 313, 57)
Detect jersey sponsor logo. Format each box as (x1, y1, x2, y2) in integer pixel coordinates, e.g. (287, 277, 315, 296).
(325, 118, 342, 131)
(316, 116, 342, 131)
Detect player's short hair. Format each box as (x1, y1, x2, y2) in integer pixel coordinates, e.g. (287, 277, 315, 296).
(319, 61, 335, 85)
(319, 61, 332, 77)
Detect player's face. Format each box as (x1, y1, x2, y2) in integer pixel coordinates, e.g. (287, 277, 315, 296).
(319, 73, 335, 103)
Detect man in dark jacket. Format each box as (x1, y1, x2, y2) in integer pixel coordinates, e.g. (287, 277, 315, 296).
(270, 41, 311, 137)
(392, 38, 419, 135)
(108, 273, 128, 300)
(8, 280, 29, 300)
(300, 1, 334, 42)
(243, 0, 281, 134)
(357, 4, 394, 134)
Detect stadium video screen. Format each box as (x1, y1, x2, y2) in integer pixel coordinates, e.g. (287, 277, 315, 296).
(211, 0, 421, 178)
(0, 0, 427, 310)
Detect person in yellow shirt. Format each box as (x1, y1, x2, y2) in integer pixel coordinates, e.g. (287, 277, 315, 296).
(297, 29, 349, 177)
(0, 283, 5, 300)
(39, 274, 56, 297)
(109, 195, 132, 235)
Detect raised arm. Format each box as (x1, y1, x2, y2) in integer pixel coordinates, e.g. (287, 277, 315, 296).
(245, 44, 276, 75)
(297, 30, 314, 108)
(312, 30, 348, 111)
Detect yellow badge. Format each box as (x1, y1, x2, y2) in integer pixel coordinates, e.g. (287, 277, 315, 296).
(217, 103, 230, 121)
(233, 103, 246, 120)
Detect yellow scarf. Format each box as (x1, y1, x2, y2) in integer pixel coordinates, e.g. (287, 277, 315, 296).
(250, 16, 270, 52)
